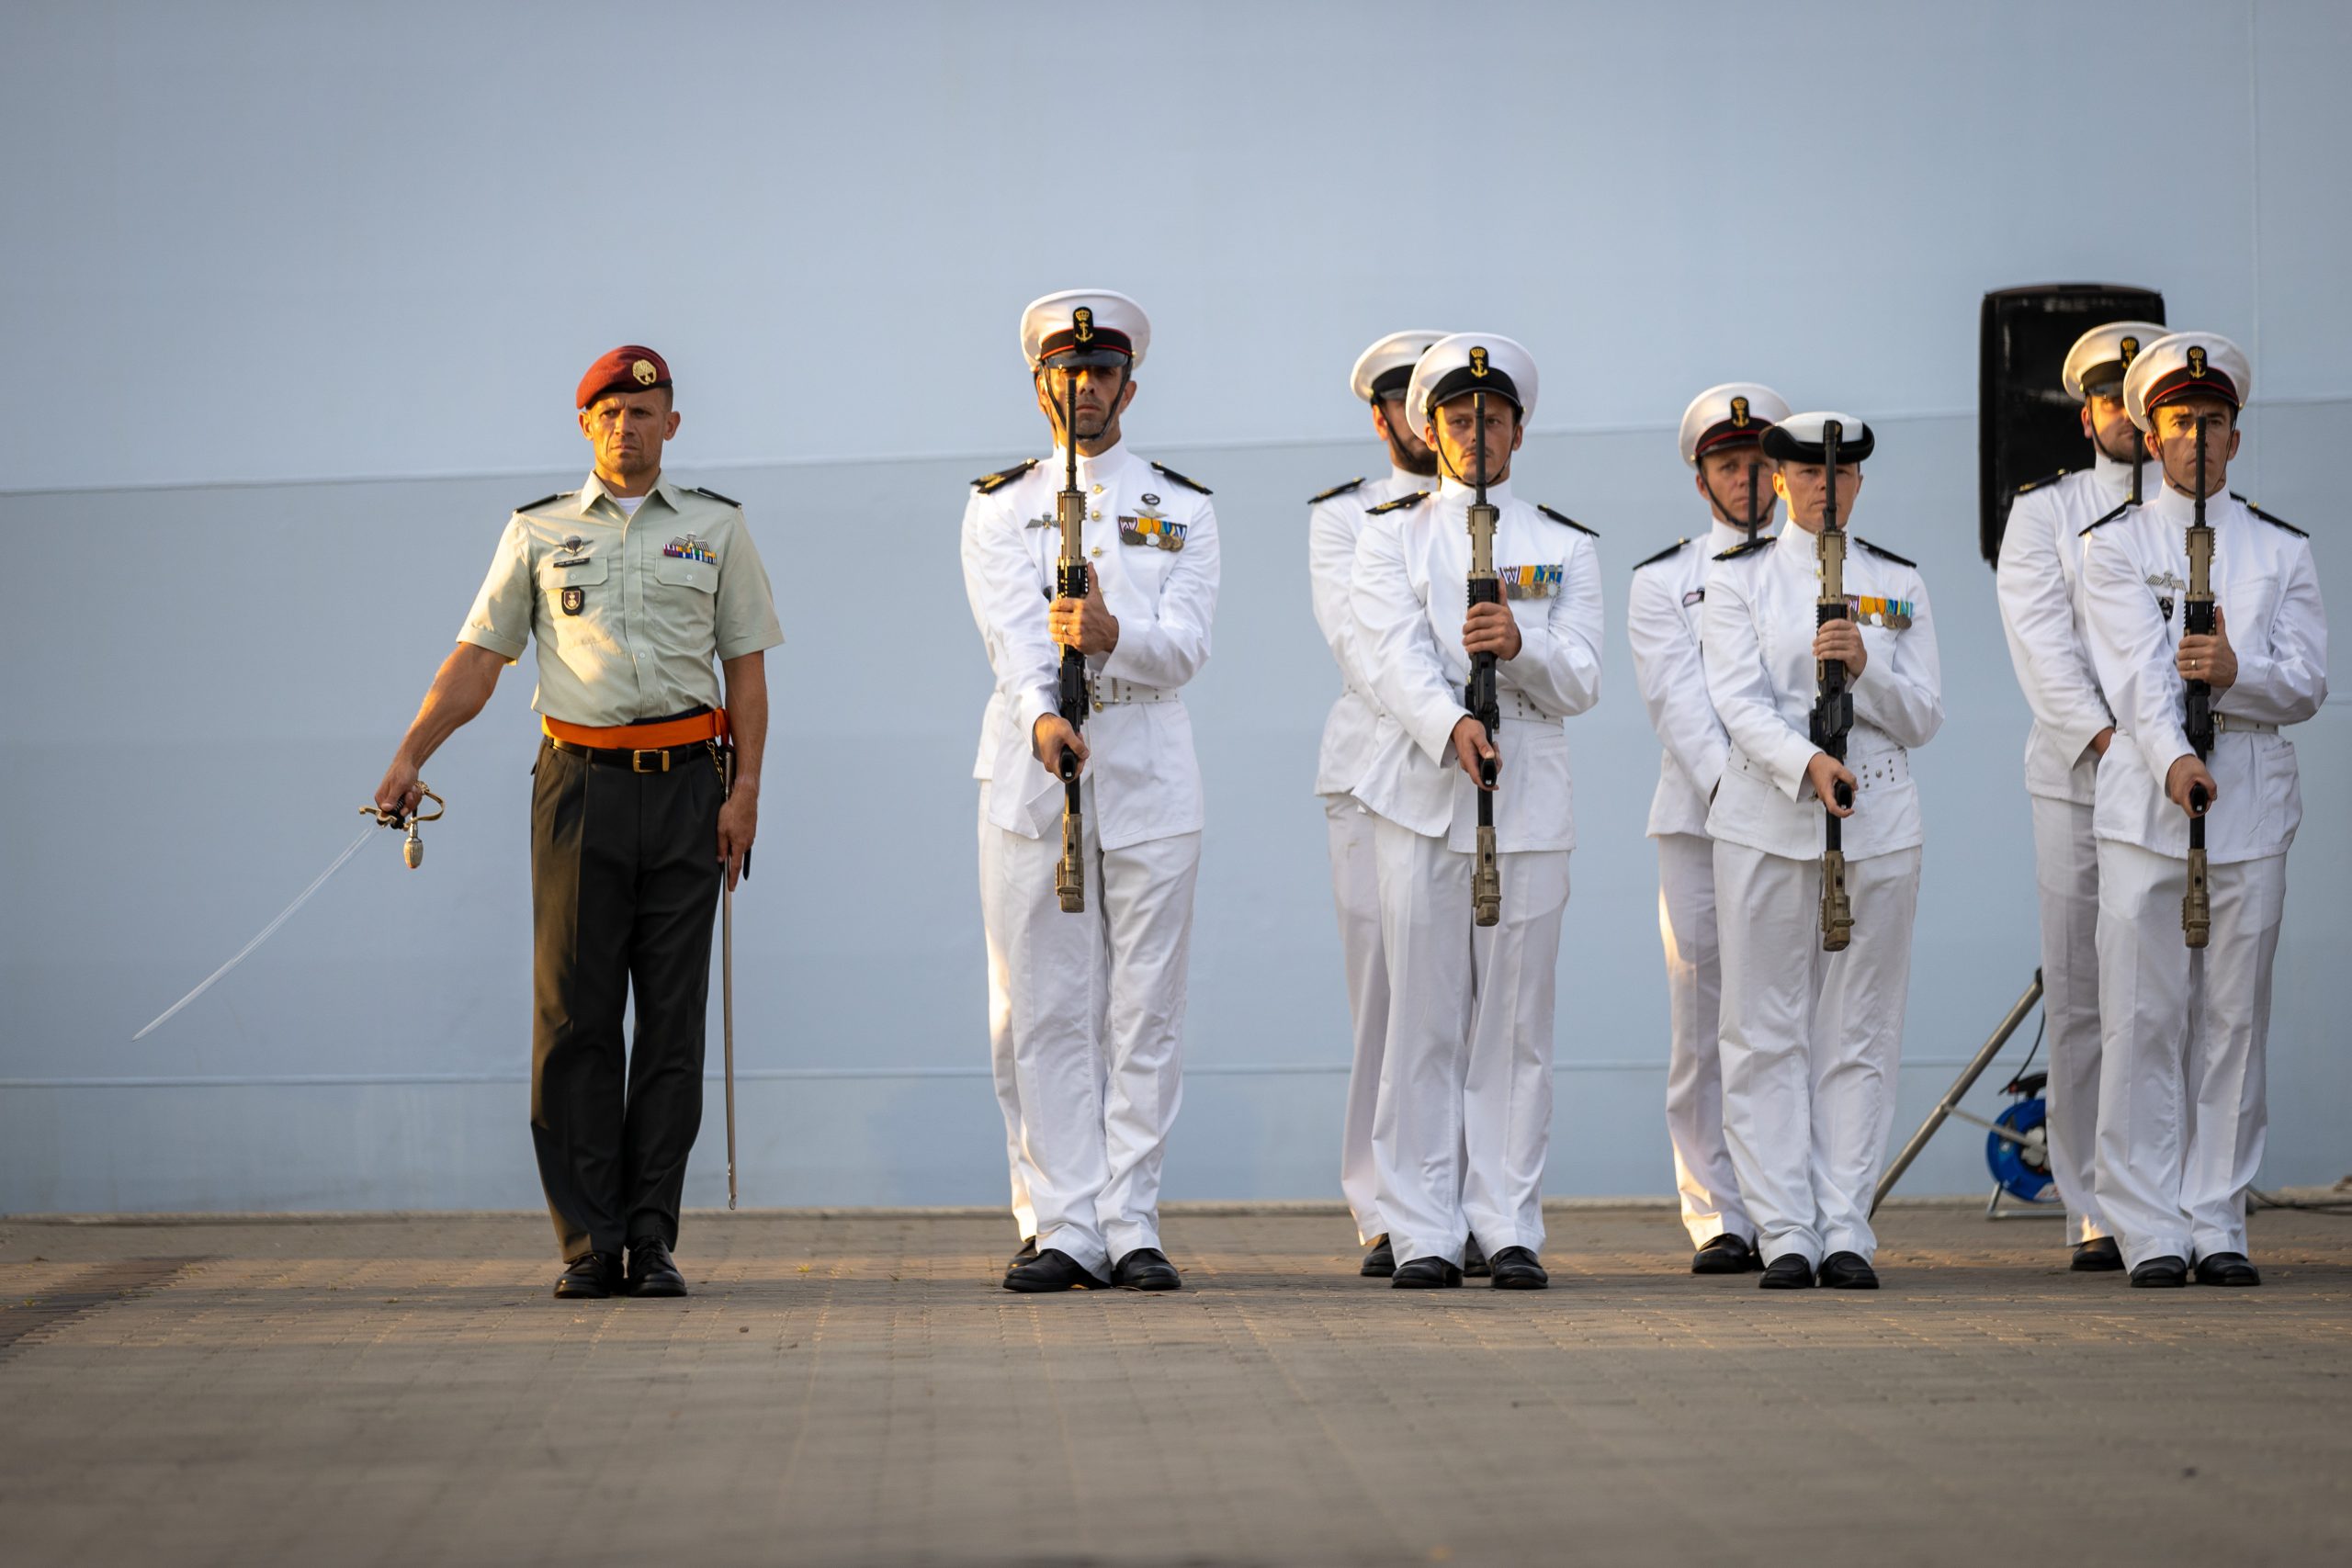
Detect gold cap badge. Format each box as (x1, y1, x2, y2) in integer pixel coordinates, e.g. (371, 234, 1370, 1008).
(632, 359, 658, 386)
(1730, 395, 1750, 427)
(2120, 335, 2141, 364)
(2188, 345, 2208, 378)
(1469, 346, 1489, 378)
(1074, 306, 1094, 344)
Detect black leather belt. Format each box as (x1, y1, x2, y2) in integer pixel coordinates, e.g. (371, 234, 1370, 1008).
(546, 737, 716, 773)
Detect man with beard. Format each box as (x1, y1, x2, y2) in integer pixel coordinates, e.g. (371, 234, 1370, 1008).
(1995, 321, 2162, 1271)
(2080, 333, 2326, 1289)
(372, 345, 781, 1300)
(1307, 329, 1477, 1279)
(961, 289, 1221, 1292)
(1628, 382, 1791, 1275)
(1350, 333, 1603, 1289)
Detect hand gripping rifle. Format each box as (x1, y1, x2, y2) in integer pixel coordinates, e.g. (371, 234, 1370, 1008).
(1808, 421, 1856, 952)
(1465, 384, 1503, 929)
(2181, 415, 2214, 948)
(1053, 375, 1090, 914)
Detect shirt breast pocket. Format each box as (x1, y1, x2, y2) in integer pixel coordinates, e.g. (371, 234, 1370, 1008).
(653, 553, 719, 641)
(2223, 573, 2278, 641)
(541, 554, 610, 622)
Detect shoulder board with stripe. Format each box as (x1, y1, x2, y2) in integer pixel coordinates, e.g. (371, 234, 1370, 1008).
(1149, 460, 1212, 495)
(971, 457, 1039, 494)
(1633, 538, 1691, 570)
(515, 491, 573, 513)
(1713, 536, 1771, 562)
(1855, 536, 1915, 567)
(2009, 467, 2073, 501)
(1365, 491, 1430, 515)
(2233, 493, 2307, 537)
(2079, 500, 2133, 537)
(689, 486, 741, 508)
(1309, 476, 1366, 505)
(1536, 503, 1598, 536)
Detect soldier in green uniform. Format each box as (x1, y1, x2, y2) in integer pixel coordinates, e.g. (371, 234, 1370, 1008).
(371, 346, 783, 1299)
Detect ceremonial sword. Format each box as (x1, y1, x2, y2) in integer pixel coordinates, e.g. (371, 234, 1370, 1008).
(131, 788, 444, 1042)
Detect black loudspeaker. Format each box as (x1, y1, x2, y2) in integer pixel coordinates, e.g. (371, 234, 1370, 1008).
(1979, 283, 2165, 564)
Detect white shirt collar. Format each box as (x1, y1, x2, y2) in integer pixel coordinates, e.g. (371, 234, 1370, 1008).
(1054, 441, 1135, 489)
(1435, 474, 1516, 507)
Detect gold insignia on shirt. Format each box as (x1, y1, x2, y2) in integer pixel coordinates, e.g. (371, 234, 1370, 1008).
(632, 359, 658, 386)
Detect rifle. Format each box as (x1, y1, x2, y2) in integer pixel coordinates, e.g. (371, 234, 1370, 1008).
(1808, 421, 1856, 953)
(2181, 414, 2213, 949)
(1053, 374, 1090, 914)
(1465, 383, 1502, 929)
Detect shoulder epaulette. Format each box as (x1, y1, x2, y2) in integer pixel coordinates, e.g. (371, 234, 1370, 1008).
(2233, 493, 2308, 537)
(1713, 537, 1771, 562)
(689, 486, 741, 508)
(1309, 476, 1366, 505)
(1633, 538, 1691, 570)
(2010, 467, 2073, 500)
(2079, 500, 2133, 537)
(515, 491, 572, 513)
(1855, 536, 1916, 568)
(1149, 460, 1212, 495)
(971, 457, 1039, 494)
(1365, 491, 1430, 515)
(1536, 503, 1598, 536)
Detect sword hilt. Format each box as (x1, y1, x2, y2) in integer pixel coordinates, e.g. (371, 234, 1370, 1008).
(361, 784, 444, 870)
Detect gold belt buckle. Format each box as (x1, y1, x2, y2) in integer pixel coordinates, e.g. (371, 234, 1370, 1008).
(631, 748, 669, 773)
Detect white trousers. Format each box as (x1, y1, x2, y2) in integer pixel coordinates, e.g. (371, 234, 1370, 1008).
(1324, 794, 1393, 1244)
(2030, 795, 2108, 1243)
(1656, 833, 1753, 1249)
(1370, 815, 1569, 1269)
(2092, 840, 2283, 1271)
(978, 781, 1202, 1275)
(1714, 840, 1921, 1267)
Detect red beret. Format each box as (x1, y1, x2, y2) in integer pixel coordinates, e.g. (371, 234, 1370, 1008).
(576, 345, 672, 410)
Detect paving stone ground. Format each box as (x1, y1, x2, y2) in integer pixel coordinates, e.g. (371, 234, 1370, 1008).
(2, 1202, 2348, 1568)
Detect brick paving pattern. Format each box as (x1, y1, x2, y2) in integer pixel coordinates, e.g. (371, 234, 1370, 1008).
(3, 1203, 2347, 1567)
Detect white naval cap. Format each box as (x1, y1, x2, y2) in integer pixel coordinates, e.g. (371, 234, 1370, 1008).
(1351, 330, 1450, 404)
(2122, 331, 2252, 431)
(2061, 321, 2167, 401)
(1020, 288, 1150, 372)
(1760, 411, 1875, 465)
(1677, 383, 1792, 467)
(1406, 333, 1539, 425)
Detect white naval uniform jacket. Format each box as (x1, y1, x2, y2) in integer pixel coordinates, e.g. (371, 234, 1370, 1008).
(1350, 477, 1604, 852)
(2080, 484, 2326, 863)
(961, 442, 1221, 852)
(1628, 516, 1777, 839)
(1309, 467, 1426, 798)
(1702, 525, 1943, 863)
(1997, 453, 2141, 805)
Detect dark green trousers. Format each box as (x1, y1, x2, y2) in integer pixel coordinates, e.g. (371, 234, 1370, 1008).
(530, 739, 723, 1261)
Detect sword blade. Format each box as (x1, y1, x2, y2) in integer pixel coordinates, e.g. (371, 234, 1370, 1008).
(131, 825, 379, 1042)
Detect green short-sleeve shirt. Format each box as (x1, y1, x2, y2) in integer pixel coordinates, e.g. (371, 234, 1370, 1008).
(459, 474, 785, 725)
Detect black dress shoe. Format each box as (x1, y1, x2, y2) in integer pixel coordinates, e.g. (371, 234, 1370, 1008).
(1758, 1254, 1816, 1290)
(2192, 1251, 2261, 1287)
(2070, 1236, 2124, 1272)
(1391, 1256, 1464, 1289)
(1006, 1235, 1038, 1275)
(553, 1251, 620, 1299)
(1002, 1247, 1108, 1293)
(1112, 1247, 1182, 1291)
(1487, 1247, 1549, 1290)
(1691, 1234, 1761, 1275)
(1816, 1251, 1879, 1290)
(1360, 1235, 1396, 1278)
(626, 1237, 688, 1298)
(1463, 1236, 1491, 1279)
(2130, 1255, 2189, 1288)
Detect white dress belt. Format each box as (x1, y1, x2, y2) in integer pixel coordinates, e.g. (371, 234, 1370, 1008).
(1088, 674, 1177, 708)
(2214, 714, 2278, 734)
(1728, 744, 1909, 791)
